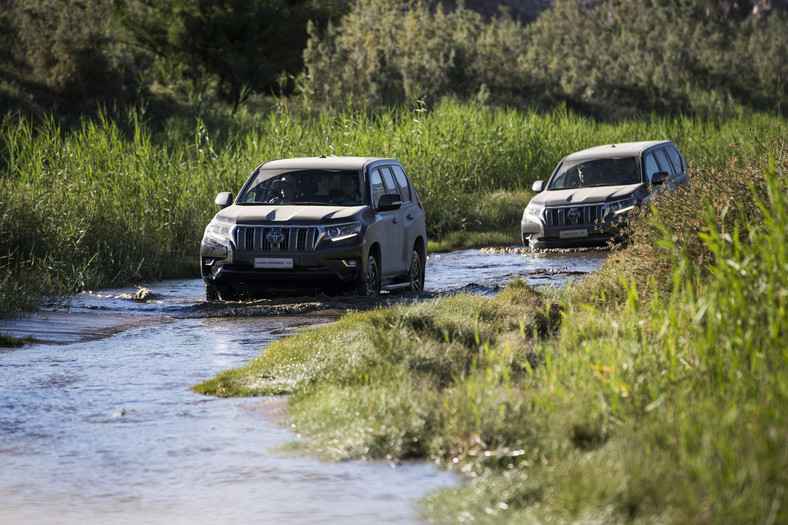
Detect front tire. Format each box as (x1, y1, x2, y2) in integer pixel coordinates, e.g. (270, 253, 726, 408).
(205, 282, 220, 301)
(407, 249, 424, 292)
(206, 282, 235, 301)
(357, 254, 380, 296)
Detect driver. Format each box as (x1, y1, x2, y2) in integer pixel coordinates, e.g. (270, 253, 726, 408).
(269, 175, 301, 203)
(577, 166, 588, 187)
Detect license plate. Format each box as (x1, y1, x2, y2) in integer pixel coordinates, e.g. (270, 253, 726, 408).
(559, 229, 588, 239)
(254, 257, 293, 269)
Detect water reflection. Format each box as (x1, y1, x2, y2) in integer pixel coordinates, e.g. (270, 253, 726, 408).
(0, 318, 457, 525)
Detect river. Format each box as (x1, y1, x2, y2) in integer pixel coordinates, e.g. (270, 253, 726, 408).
(0, 248, 607, 525)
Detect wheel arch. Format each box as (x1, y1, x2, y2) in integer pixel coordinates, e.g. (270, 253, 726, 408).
(367, 241, 381, 263)
(413, 235, 426, 259)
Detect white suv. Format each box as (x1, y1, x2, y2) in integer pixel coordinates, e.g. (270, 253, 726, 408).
(521, 141, 688, 248)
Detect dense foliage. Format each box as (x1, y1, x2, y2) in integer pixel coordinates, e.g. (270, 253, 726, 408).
(0, 0, 786, 120)
(113, 0, 348, 108)
(304, 0, 788, 117)
(0, 0, 348, 115)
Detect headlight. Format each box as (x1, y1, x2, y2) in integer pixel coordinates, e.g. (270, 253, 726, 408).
(204, 219, 235, 242)
(608, 197, 638, 216)
(523, 202, 544, 222)
(320, 222, 362, 242)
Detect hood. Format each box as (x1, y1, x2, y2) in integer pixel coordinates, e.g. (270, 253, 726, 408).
(214, 204, 365, 225)
(531, 184, 642, 207)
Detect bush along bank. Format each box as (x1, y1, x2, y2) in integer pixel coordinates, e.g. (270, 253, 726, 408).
(195, 128, 788, 524)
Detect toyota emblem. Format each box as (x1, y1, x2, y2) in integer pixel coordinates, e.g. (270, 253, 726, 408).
(266, 230, 285, 243)
(567, 208, 581, 224)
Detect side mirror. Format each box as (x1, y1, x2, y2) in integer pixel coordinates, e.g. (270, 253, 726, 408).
(650, 172, 669, 186)
(377, 193, 402, 211)
(532, 180, 545, 192)
(215, 192, 233, 208)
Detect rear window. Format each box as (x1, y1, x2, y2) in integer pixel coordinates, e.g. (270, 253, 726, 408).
(369, 168, 386, 207)
(391, 165, 412, 202)
(665, 145, 685, 174)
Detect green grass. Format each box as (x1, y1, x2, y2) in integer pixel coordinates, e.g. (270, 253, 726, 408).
(427, 189, 531, 251)
(0, 332, 35, 348)
(194, 126, 788, 523)
(428, 230, 522, 253)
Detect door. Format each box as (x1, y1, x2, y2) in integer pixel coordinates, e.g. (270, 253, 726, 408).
(390, 163, 423, 266)
(369, 167, 406, 278)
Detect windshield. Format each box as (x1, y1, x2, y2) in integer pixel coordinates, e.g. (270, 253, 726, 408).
(547, 157, 641, 190)
(237, 168, 366, 206)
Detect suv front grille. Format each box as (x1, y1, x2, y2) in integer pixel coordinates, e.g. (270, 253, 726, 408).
(543, 204, 606, 227)
(234, 226, 319, 252)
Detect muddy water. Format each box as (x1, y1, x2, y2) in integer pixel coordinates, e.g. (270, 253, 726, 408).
(0, 248, 607, 525)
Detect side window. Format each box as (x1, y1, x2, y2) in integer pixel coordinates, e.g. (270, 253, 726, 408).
(380, 167, 398, 194)
(643, 153, 661, 183)
(654, 149, 675, 175)
(665, 145, 686, 175)
(390, 165, 412, 202)
(369, 168, 386, 207)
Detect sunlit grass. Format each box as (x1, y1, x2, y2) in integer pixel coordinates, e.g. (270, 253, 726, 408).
(428, 231, 522, 252)
(427, 189, 531, 251)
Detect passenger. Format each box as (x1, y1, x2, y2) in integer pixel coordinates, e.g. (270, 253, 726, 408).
(565, 168, 582, 188)
(616, 157, 640, 184)
(333, 174, 362, 204)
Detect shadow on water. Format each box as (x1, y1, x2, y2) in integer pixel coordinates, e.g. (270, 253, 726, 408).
(0, 247, 608, 525)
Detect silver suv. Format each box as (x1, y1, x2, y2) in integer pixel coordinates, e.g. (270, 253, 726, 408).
(201, 156, 427, 300)
(521, 141, 688, 248)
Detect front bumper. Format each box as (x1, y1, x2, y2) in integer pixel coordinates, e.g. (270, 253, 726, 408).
(521, 217, 626, 249)
(200, 239, 365, 292)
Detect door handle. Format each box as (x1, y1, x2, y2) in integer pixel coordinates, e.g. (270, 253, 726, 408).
(392, 218, 399, 224)
(406, 214, 414, 220)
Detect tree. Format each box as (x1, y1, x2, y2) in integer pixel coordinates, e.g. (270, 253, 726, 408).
(115, 0, 348, 108)
(13, 0, 131, 104)
(303, 0, 488, 108)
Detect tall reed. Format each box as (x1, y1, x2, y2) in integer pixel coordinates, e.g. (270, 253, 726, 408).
(0, 102, 778, 315)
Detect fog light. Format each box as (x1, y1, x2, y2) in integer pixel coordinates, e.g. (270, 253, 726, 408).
(342, 259, 358, 268)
